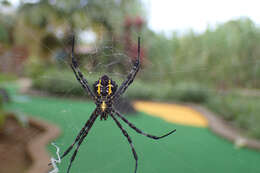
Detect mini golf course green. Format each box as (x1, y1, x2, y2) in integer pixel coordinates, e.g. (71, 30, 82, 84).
(4, 84, 260, 173)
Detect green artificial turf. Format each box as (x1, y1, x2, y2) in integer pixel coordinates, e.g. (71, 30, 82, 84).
(5, 87, 260, 173)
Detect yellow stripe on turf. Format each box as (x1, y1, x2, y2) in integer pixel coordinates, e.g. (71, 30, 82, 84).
(134, 101, 208, 127)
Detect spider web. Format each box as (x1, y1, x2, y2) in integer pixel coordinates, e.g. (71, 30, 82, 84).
(2, 1, 260, 173)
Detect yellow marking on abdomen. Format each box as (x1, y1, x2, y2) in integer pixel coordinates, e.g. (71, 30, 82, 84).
(108, 80, 112, 95)
(97, 80, 101, 95)
(101, 101, 107, 112)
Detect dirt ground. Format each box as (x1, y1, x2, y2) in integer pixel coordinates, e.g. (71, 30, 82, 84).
(0, 116, 42, 173)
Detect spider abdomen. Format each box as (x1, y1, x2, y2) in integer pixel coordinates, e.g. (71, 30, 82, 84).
(93, 75, 118, 97)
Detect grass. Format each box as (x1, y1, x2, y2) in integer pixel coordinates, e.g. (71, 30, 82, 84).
(5, 85, 260, 173)
(0, 73, 17, 83)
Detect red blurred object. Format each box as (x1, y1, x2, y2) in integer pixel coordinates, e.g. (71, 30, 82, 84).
(0, 46, 28, 75)
(126, 43, 145, 63)
(124, 17, 133, 29)
(135, 16, 144, 30)
(124, 16, 145, 29)
(12, 46, 29, 62)
(123, 16, 146, 64)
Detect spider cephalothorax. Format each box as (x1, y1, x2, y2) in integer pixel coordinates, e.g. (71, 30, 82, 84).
(57, 35, 176, 173)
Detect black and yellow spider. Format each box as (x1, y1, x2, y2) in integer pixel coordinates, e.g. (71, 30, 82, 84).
(60, 35, 176, 173)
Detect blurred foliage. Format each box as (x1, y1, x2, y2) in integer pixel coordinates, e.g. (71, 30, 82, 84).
(142, 31, 175, 81)
(205, 94, 260, 138)
(33, 69, 121, 96)
(171, 82, 209, 103)
(0, 93, 6, 130)
(0, 73, 17, 82)
(144, 18, 260, 88)
(23, 57, 48, 78)
(0, 0, 145, 77)
(0, 0, 11, 6)
(1, 1, 259, 89)
(0, 21, 9, 43)
(0, 14, 14, 45)
(33, 69, 210, 103)
(13, 0, 144, 60)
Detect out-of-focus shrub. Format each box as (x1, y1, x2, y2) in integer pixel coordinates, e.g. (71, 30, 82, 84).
(171, 82, 209, 103)
(33, 70, 99, 96)
(143, 18, 260, 89)
(205, 94, 260, 138)
(0, 95, 6, 131)
(32, 69, 209, 103)
(24, 57, 47, 79)
(0, 73, 17, 83)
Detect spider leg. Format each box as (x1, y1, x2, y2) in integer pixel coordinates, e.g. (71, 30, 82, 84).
(112, 37, 141, 101)
(60, 109, 98, 160)
(110, 113, 138, 173)
(66, 111, 99, 173)
(113, 109, 176, 140)
(70, 35, 96, 99)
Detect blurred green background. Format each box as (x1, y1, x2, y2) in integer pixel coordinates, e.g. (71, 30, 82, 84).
(0, 0, 260, 173)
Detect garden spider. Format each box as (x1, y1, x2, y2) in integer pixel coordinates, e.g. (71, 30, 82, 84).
(60, 35, 176, 173)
